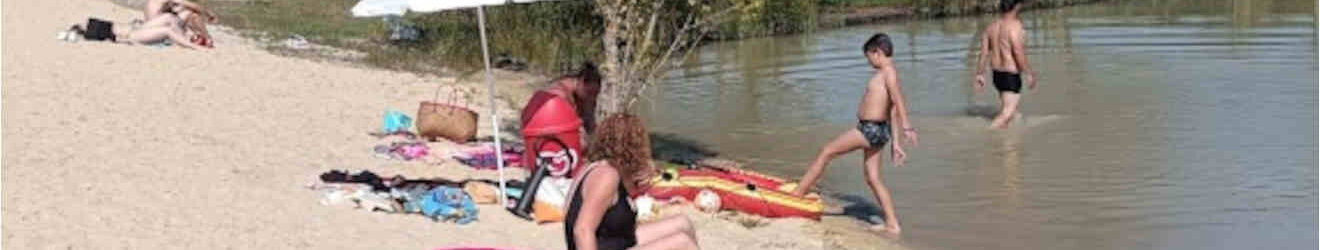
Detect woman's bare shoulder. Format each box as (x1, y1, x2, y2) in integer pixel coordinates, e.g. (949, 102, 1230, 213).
(584, 161, 621, 185)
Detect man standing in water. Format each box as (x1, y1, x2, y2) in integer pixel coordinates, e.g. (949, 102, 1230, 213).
(973, 0, 1037, 129)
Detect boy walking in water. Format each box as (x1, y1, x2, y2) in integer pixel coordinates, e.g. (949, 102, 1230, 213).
(790, 33, 918, 235)
(974, 0, 1037, 129)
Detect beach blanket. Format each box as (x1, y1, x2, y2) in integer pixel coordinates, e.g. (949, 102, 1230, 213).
(452, 142, 524, 169)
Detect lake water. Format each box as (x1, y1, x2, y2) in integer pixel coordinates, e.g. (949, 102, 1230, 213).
(642, 0, 1318, 249)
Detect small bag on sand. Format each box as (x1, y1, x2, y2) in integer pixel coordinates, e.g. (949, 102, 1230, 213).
(463, 181, 499, 204)
(383, 110, 413, 133)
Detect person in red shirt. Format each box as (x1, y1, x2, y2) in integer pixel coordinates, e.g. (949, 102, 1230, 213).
(521, 63, 603, 134)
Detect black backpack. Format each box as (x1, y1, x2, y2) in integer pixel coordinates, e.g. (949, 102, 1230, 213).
(84, 18, 115, 41)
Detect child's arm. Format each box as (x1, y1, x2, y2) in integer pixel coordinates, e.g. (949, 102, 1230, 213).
(889, 106, 907, 166)
(884, 72, 918, 147)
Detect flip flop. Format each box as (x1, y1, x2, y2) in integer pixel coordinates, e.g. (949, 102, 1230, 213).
(190, 34, 214, 48)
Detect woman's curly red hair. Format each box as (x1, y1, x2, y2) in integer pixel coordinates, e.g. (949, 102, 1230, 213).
(586, 113, 652, 192)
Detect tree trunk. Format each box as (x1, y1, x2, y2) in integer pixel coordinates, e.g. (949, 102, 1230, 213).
(595, 1, 628, 120)
(593, 0, 734, 120)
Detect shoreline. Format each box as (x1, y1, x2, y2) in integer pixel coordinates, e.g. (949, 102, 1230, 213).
(100, 0, 1116, 78)
(721, 0, 1115, 40)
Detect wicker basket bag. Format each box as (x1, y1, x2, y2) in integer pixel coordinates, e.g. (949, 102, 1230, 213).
(416, 88, 478, 142)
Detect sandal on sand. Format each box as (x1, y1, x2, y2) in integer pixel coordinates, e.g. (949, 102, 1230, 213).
(190, 34, 214, 48)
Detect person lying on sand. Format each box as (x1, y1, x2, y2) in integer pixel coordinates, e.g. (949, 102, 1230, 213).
(789, 33, 918, 236)
(144, 0, 219, 41)
(564, 114, 700, 250)
(69, 16, 211, 50)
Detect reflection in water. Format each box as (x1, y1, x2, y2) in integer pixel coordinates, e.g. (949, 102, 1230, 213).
(644, 0, 1317, 249)
(988, 130, 1023, 211)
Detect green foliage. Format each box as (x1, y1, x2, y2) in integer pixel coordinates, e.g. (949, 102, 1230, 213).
(712, 0, 818, 39)
(212, 0, 820, 73)
(215, 0, 602, 74)
(404, 1, 604, 73)
(213, 0, 1091, 75)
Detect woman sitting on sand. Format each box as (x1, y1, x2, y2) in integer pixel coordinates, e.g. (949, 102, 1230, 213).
(565, 114, 700, 250)
(68, 14, 210, 50)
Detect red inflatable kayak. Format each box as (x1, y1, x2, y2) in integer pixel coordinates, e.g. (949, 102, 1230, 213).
(643, 164, 824, 220)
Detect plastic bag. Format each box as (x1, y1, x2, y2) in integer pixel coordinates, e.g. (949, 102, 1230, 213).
(383, 110, 413, 133)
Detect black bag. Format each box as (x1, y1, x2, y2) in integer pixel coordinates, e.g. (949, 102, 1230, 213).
(84, 18, 115, 41)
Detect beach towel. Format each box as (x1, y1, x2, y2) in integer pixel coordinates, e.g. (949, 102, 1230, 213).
(452, 142, 525, 169)
(373, 141, 429, 161)
(394, 143, 429, 160)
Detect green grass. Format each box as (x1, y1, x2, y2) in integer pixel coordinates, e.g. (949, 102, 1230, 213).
(210, 0, 601, 75)
(212, 0, 379, 44)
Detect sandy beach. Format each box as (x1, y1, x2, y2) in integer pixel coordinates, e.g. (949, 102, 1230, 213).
(1, 0, 906, 249)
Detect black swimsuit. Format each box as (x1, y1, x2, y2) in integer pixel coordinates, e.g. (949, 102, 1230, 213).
(857, 120, 891, 148)
(993, 70, 1023, 93)
(564, 167, 637, 250)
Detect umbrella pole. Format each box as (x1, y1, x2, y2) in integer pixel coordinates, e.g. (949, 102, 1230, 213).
(477, 5, 508, 207)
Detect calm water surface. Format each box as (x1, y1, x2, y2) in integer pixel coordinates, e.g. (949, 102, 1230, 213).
(642, 0, 1318, 249)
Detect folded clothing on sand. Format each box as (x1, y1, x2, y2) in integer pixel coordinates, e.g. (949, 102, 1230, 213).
(399, 185, 478, 224)
(320, 170, 389, 191)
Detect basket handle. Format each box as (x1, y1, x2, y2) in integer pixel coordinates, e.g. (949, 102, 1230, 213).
(429, 84, 472, 114)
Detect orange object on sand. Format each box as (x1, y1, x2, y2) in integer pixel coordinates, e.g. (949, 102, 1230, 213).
(464, 182, 499, 204)
(532, 201, 565, 223)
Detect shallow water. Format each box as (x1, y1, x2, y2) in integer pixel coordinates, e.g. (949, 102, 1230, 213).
(641, 0, 1318, 249)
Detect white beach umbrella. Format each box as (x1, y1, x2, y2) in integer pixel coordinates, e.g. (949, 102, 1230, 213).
(350, 0, 409, 17)
(352, 0, 552, 206)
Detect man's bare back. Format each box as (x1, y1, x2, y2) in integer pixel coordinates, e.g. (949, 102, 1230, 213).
(984, 19, 1025, 73)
